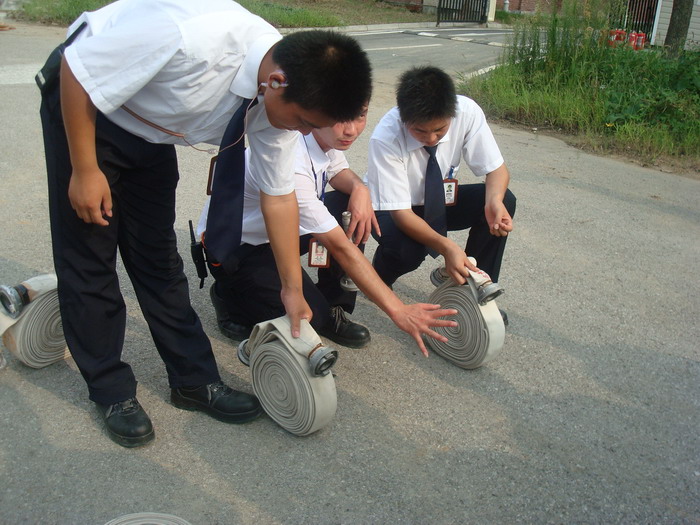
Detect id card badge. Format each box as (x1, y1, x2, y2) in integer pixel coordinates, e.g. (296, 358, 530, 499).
(443, 178, 458, 206)
(308, 238, 330, 268)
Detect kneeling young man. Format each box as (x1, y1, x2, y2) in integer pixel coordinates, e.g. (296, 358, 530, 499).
(200, 107, 456, 356)
(366, 66, 516, 319)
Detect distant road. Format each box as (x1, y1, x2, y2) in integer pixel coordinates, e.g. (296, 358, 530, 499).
(349, 27, 511, 83)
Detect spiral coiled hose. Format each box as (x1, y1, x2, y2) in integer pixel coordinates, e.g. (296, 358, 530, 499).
(0, 274, 70, 369)
(425, 278, 504, 369)
(243, 317, 337, 436)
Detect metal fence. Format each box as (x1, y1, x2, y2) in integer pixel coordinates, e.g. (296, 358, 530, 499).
(613, 0, 659, 36)
(437, 0, 489, 25)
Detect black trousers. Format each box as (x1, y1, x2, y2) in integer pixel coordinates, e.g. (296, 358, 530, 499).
(372, 184, 516, 286)
(40, 86, 219, 405)
(208, 191, 358, 331)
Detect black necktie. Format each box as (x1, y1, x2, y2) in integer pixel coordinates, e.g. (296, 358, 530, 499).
(205, 97, 257, 270)
(423, 145, 447, 243)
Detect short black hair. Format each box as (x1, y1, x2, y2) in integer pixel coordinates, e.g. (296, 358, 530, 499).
(396, 66, 457, 125)
(274, 30, 372, 122)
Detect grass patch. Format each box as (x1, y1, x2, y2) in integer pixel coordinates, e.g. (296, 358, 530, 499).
(493, 9, 527, 25)
(237, 1, 341, 28)
(18, 0, 105, 25)
(461, 0, 700, 169)
(15, 0, 436, 27)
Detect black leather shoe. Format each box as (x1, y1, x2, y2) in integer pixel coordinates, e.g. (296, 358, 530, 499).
(171, 381, 262, 423)
(317, 306, 371, 349)
(209, 283, 252, 341)
(96, 398, 154, 448)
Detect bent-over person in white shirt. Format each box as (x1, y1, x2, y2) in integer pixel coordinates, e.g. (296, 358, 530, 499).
(39, 0, 372, 448)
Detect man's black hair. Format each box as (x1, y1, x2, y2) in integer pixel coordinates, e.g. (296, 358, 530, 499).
(396, 66, 457, 125)
(274, 30, 372, 122)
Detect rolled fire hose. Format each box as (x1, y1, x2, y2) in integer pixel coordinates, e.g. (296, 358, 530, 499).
(239, 316, 338, 436)
(104, 513, 192, 525)
(0, 274, 70, 368)
(426, 258, 504, 369)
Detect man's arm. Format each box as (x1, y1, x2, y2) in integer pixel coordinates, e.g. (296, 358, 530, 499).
(314, 225, 457, 357)
(60, 57, 112, 225)
(260, 191, 313, 338)
(484, 163, 513, 237)
(390, 208, 477, 285)
(328, 169, 380, 244)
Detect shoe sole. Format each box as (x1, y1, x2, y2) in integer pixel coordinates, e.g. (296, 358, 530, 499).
(317, 332, 371, 349)
(218, 322, 252, 341)
(170, 393, 263, 424)
(105, 427, 155, 448)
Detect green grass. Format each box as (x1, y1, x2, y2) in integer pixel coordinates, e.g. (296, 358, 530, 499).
(19, 0, 107, 25)
(493, 9, 527, 25)
(461, 0, 700, 168)
(236, 1, 342, 28)
(15, 0, 435, 27)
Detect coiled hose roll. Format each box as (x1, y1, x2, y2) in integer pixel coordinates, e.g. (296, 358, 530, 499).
(0, 274, 70, 368)
(241, 316, 337, 436)
(425, 277, 504, 369)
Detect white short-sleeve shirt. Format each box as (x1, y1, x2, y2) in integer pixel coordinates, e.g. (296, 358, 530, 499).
(198, 132, 348, 246)
(366, 95, 504, 210)
(64, 0, 296, 196)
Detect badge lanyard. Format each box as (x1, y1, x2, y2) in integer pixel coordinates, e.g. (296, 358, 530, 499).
(303, 135, 327, 202)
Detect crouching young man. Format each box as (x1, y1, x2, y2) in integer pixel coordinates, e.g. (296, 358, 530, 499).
(365, 66, 516, 322)
(200, 107, 457, 356)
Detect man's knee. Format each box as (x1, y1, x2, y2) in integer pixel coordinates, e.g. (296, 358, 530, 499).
(324, 191, 350, 219)
(375, 240, 425, 273)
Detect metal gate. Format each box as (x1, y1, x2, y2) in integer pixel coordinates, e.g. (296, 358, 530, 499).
(437, 0, 488, 25)
(617, 0, 658, 36)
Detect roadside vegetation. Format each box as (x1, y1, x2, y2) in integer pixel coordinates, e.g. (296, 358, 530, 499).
(462, 0, 700, 170)
(15, 0, 698, 171)
(16, 0, 435, 27)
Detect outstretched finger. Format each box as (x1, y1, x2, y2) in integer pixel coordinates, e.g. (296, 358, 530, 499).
(411, 333, 429, 357)
(423, 328, 449, 344)
(429, 317, 458, 328)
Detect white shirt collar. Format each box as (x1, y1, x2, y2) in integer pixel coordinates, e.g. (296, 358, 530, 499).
(303, 133, 331, 169)
(404, 120, 453, 152)
(230, 33, 282, 99)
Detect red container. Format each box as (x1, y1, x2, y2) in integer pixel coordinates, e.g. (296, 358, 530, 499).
(635, 32, 646, 50)
(608, 29, 627, 47)
(628, 31, 638, 47)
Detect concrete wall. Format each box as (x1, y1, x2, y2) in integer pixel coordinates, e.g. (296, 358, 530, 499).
(495, 0, 556, 12)
(423, 0, 439, 14)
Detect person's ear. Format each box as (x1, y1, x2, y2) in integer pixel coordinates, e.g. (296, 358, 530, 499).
(263, 71, 288, 89)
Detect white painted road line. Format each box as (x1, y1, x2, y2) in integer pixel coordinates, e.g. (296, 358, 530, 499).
(365, 43, 443, 51)
(449, 32, 512, 37)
